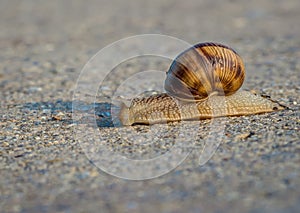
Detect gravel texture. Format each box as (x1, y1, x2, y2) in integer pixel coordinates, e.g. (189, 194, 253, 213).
(0, 0, 299, 213)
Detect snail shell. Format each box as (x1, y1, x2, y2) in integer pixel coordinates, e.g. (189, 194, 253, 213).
(165, 43, 245, 101)
(118, 42, 284, 125)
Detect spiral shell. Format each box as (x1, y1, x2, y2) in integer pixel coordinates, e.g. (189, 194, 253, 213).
(164, 43, 245, 101)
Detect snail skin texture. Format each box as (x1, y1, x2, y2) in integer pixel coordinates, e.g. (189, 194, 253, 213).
(118, 42, 284, 126)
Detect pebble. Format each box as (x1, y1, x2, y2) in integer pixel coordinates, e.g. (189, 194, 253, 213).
(3, 142, 10, 147)
(234, 132, 253, 140)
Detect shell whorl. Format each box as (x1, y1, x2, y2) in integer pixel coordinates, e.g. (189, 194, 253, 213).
(164, 43, 245, 101)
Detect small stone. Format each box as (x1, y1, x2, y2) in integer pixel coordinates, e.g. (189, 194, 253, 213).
(46, 158, 62, 164)
(52, 141, 59, 145)
(57, 112, 65, 116)
(235, 132, 253, 140)
(3, 142, 9, 147)
(52, 115, 62, 120)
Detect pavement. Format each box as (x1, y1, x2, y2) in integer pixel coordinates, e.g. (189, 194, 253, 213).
(0, 0, 299, 212)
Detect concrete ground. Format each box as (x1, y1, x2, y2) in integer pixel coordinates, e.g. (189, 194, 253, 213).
(0, 0, 299, 212)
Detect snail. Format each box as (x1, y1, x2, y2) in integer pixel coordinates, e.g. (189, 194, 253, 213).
(117, 42, 284, 125)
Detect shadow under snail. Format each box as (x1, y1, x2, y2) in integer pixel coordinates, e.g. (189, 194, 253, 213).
(117, 42, 284, 126)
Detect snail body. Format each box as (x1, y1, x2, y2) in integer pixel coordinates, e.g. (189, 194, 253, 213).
(118, 42, 284, 125)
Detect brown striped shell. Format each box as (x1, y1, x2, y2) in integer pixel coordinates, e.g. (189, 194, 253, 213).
(164, 43, 245, 101)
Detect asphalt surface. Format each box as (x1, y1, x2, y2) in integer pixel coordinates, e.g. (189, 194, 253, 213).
(0, 0, 299, 213)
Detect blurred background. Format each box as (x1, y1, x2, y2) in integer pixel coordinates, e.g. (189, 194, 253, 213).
(1, 0, 299, 101)
(1, 0, 299, 50)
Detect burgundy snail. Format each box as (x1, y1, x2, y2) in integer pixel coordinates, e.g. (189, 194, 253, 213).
(118, 42, 284, 125)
